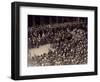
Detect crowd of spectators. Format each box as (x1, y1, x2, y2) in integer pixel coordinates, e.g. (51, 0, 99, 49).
(28, 22, 88, 66)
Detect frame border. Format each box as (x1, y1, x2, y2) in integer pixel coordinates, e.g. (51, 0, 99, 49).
(11, 1, 98, 80)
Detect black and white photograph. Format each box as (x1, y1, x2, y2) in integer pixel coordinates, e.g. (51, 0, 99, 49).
(28, 15, 88, 66)
(11, 2, 97, 80)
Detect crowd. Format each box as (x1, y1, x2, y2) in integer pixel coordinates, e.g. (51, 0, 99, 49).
(28, 22, 88, 66)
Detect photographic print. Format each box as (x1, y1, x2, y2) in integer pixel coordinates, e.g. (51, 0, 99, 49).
(11, 2, 97, 80)
(28, 15, 88, 66)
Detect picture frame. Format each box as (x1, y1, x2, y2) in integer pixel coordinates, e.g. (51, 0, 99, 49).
(11, 1, 98, 80)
